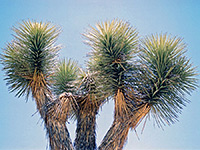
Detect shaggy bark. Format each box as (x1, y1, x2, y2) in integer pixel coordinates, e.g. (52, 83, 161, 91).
(74, 109, 97, 150)
(34, 89, 74, 150)
(46, 120, 73, 150)
(98, 103, 150, 150)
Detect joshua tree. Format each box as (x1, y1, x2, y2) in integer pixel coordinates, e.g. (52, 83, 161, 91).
(1, 21, 74, 149)
(84, 20, 141, 149)
(1, 19, 198, 150)
(51, 59, 108, 150)
(84, 20, 198, 150)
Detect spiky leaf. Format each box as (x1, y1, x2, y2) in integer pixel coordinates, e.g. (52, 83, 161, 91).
(84, 19, 138, 93)
(51, 58, 79, 95)
(138, 33, 198, 126)
(1, 20, 60, 99)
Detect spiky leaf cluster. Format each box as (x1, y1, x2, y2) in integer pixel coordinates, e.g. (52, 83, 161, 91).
(84, 19, 138, 94)
(1, 19, 198, 150)
(1, 20, 60, 98)
(137, 34, 198, 126)
(51, 58, 79, 95)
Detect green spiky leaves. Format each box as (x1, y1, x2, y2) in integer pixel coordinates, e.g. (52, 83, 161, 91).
(51, 58, 79, 95)
(1, 20, 60, 99)
(138, 34, 198, 126)
(1, 19, 198, 150)
(84, 19, 138, 93)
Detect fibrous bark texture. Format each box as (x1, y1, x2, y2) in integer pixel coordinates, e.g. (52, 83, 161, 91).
(99, 103, 150, 150)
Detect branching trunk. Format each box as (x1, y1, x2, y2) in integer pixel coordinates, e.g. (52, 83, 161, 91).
(33, 85, 74, 150)
(98, 103, 150, 150)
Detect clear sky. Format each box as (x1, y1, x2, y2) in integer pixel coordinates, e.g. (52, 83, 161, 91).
(0, 0, 200, 150)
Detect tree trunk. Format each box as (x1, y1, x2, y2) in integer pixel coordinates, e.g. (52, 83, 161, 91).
(33, 88, 74, 150)
(74, 110, 97, 150)
(98, 103, 150, 150)
(46, 120, 74, 150)
(98, 121, 129, 150)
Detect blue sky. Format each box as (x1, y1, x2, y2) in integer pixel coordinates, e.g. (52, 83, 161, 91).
(0, 0, 200, 149)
